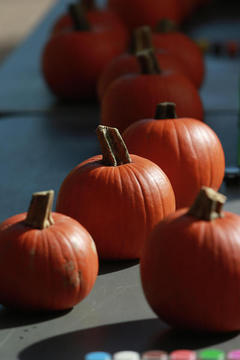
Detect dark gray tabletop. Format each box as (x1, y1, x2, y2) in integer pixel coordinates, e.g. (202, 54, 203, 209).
(1, 0, 240, 358)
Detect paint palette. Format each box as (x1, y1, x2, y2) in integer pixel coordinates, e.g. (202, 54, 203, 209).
(85, 350, 240, 360)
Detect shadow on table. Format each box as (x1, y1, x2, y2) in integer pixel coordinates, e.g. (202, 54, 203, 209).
(98, 260, 139, 275)
(0, 305, 71, 329)
(18, 318, 239, 360)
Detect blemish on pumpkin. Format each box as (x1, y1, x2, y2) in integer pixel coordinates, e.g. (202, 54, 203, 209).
(65, 261, 74, 272)
(69, 270, 81, 288)
(64, 261, 81, 288)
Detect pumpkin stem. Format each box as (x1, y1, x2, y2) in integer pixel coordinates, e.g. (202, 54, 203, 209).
(25, 190, 55, 229)
(137, 49, 162, 75)
(96, 125, 132, 166)
(187, 187, 227, 221)
(68, 3, 91, 31)
(132, 26, 154, 54)
(155, 102, 177, 119)
(155, 18, 178, 33)
(81, 0, 95, 10)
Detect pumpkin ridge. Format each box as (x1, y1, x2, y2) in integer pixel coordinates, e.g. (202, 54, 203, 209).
(34, 225, 53, 307)
(199, 122, 214, 187)
(116, 161, 124, 196)
(172, 118, 181, 165)
(207, 220, 225, 321)
(127, 164, 148, 240)
(46, 225, 64, 308)
(133, 160, 165, 218)
(182, 119, 201, 190)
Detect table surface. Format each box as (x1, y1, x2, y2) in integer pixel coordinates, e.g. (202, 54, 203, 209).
(1, 0, 240, 359)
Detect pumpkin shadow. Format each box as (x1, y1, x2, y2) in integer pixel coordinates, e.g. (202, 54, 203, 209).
(0, 304, 71, 329)
(98, 259, 139, 275)
(18, 318, 240, 360)
(149, 327, 240, 351)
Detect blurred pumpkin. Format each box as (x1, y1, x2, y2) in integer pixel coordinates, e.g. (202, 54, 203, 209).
(42, 3, 128, 99)
(101, 49, 204, 133)
(97, 26, 195, 100)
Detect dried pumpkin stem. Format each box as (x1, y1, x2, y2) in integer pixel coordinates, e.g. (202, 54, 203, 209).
(155, 102, 177, 119)
(155, 18, 178, 33)
(68, 3, 91, 31)
(137, 49, 162, 74)
(25, 190, 55, 229)
(187, 187, 226, 221)
(96, 125, 132, 166)
(132, 26, 154, 54)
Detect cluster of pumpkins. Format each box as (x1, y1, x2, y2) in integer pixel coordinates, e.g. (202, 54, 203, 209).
(1, 0, 240, 335)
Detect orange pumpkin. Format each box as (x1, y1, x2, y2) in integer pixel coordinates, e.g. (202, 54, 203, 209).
(42, 4, 128, 99)
(56, 126, 175, 260)
(107, 0, 181, 31)
(97, 26, 195, 100)
(51, 1, 128, 52)
(101, 49, 204, 133)
(123, 102, 225, 209)
(140, 187, 240, 332)
(0, 190, 98, 311)
(152, 19, 205, 88)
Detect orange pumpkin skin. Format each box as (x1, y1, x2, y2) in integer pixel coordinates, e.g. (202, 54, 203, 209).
(0, 213, 98, 311)
(42, 15, 128, 100)
(123, 116, 225, 209)
(51, 10, 129, 51)
(101, 73, 204, 133)
(107, 0, 181, 31)
(97, 51, 194, 101)
(152, 32, 205, 88)
(56, 154, 176, 260)
(140, 208, 240, 332)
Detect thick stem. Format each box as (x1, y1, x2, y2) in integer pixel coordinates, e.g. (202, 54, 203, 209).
(137, 49, 162, 75)
(132, 26, 154, 54)
(96, 125, 132, 166)
(81, 0, 95, 10)
(187, 187, 226, 221)
(25, 190, 55, 229)
(155, 18, 178, 33)
(68, 3, 91, 31)
(155, 102, 177, 119)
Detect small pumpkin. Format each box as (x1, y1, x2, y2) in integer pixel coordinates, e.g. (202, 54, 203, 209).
(0, 190, 98, 311)
(101, 49, 204, 133)
(123, 102, 225, 208)
(152, 19, 205, 88)
(97, 26, 194, 100)
(107, 0, 181, 31)
(140, 187, 240, 332)
(51, 0, 128, 52)
(56, 125, 175, 260)
(42, 4, 128, 100)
